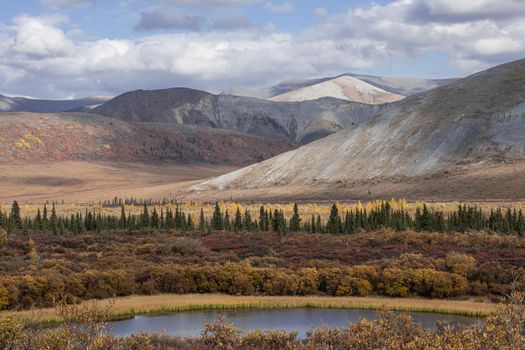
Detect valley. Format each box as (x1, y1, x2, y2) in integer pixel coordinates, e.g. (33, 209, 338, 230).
(0, 161, 235, 203)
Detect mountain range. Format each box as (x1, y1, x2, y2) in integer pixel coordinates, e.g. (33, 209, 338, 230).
(4, 63, 523, 201)
(92, 88, 387, 144)
(193, 59, 525, 200)
(227, 74, 456, 101)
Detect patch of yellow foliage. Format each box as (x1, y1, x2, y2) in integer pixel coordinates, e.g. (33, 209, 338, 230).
(24, 134, 44, 146)
(15, 139, 31, 149)
(14, 134, 44, 150)
(102, 144, 111, 150)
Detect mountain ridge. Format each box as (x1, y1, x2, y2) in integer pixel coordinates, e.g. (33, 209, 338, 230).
(0, 112, 293, 166)
(93, 88, 387, 144)
(226, 73, 457, 101)
(193, 58, 525, 199)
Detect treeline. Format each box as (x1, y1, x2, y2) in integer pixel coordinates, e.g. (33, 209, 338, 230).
(0, 200, 524, 235)
(98, 196, 179, 208)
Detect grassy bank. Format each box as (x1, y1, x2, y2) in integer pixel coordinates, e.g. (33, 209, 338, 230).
(1, 294, 497, 325)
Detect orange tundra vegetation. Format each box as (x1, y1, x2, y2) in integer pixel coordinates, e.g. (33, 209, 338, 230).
(0, 230, 524, 311)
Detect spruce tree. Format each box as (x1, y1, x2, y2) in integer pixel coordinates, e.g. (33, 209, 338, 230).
(259, 206, 269, 231)
(141, 204, 150, 228)
(50, 203, 58, 235)
(223, 210, 231, 231)
(36, 208, 43, 231)
(119, 206, 127, 229)
(289, 203, 301, 231)
(10, 201, 21, 230)
(199, 208, 206, 231)
(243, 209, 252, 230)
(516, 209, 525, 236)
(276, 210, 287, 235)
(151, 208, 160, 229)
(419, 204, 432, 232)
(328, 204, 341, 234)
(211, 202, 223, 231)
(42, 204, 48, 230)
(234, 207, 243, 232)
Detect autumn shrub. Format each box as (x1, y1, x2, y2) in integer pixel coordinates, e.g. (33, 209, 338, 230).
(0, 316, 23, 349)
(201, 316, 241, 350)
(412, 269, 469, 298)
(380, 268, 411, 297)
(118, 332, 154, 350)
(2, 231, 525, 311)
(446, 252, 476, 277)
(242, 329, 298, 350)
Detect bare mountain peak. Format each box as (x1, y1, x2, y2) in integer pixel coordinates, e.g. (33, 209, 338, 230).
(226, 73, 457, 101)
(270, 75, 405, 104)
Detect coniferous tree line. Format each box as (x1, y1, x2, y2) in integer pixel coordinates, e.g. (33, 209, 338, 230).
(0, 200, 523, 236)
(98, 196, 180, 208)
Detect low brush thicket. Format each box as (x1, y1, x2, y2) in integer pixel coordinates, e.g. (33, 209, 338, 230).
(1, 291, 525, 350)
(0, 229, 524, 310)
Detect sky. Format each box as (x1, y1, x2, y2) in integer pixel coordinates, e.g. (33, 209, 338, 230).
(0, 0, 524, 99)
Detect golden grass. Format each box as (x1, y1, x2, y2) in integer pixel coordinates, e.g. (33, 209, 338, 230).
(1, 294, 497, 325)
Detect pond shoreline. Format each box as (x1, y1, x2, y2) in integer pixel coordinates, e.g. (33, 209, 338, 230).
(1, 294, 497, 325)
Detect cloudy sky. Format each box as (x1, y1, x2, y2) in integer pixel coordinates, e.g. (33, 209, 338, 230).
(0, 0, 524, 99)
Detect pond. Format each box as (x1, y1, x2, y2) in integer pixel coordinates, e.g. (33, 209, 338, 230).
(108, 308, 483, 338)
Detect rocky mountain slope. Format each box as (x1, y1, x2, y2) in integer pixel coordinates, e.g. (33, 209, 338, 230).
(227, 74, 456, 101)
(0, 95, 111, 113)
(194, 59, 525, 199)
(269, 76, 404, 104)
(93, 89, 386, 144)
(0, 112, 293, 165)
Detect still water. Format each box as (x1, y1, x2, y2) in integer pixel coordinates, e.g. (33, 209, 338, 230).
(109, 308, 482, 338)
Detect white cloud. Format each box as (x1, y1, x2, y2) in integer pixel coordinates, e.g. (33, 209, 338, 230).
(1, 0, 525, 98)
(264, 1, 293, 13)
(12, 15, 73, 57)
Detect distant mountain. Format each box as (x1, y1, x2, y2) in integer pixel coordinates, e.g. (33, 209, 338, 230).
(226, 74, 457, 101)
(0, 112, 293, 166)
(0, 95, 111, 113)
(93, 88, 386, 144)
(347, 74, 458, 97)
(269, 76, 404, 104)
(195, 59, 525, 200)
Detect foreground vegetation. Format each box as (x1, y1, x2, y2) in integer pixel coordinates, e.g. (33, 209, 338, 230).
(1, 228, 524, 311)
(1, 291, 524, 350)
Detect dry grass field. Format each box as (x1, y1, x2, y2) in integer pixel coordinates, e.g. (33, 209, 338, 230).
(0, 161, 236, 204)
(2, 294, 497, 324)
